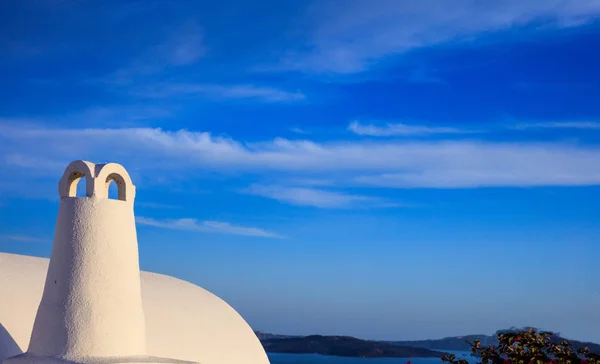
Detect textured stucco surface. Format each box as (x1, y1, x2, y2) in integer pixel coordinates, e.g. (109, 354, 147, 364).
(0, 252, 270, 364)
(0, 160, 269, 364)
(29, 197, 146, 359)
(28, 161, 146, 361)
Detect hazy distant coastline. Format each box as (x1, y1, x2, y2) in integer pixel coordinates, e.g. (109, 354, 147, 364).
(255, 329, 600, 359)
(258, 334, 446, 358)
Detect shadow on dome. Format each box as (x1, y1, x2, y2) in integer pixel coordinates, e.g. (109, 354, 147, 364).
(0, 323, 22, 362)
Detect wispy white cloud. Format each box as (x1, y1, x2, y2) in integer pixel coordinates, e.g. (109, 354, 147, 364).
(46, 106, 173, 128)
(408, 67, 444, 84)
(350, 120, 600, 137)
(135, 216, 283, 239)
(285, 178, 336, 187)
(136, 202, 181, 209)
(290, 127, 310, 134)
(133, 83, 306, 102)
(74, 106, 172, 122)
(158, 21, 207, 66)
(102, 20, 206, 85)
(514, 122, 600, 130)
(0, 235, 50, 243)
(355, 169, 600, 189)
(279, 0, 600, 73)
(0, 105, 172, 136)
(3, 123, 600, 189)
(348, 120, 470, 136)
(243, 184, 398, 209)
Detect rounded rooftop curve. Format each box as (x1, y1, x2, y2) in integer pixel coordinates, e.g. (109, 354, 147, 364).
(0, 252, 271, 364)
(57, 160, 136, 202)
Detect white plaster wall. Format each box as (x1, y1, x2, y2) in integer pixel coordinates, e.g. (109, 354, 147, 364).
(0, 253, 270, 364)
(29, 197, 146, 359)
(0, 253, 46, 360)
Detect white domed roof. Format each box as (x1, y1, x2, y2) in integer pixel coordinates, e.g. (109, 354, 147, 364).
(0, 252, 270, 364)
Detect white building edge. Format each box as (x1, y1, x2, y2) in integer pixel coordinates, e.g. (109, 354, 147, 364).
(0, 160, 270, 364)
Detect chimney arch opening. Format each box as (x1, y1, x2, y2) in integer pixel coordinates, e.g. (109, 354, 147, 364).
(105, 173, 127, 201)
(66, 171, 87, 197)
(107, 179, 119, 199)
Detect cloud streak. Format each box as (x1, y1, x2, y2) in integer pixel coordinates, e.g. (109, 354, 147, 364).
(100, 20, 207, 85)
(135, 217, 283, 239)
(243, 184, 398, 209)
(279, 0, 600, 73)
(290, 127, 310, 134)
(514, 122, 600, 130)
(136, 202, 181, 209)
(348, 121, 470, 136)
(0, 235, 50, 243)
(159, 21, 207, 66)
(133, 83, 306, 102)
(3, 123, 600, 189)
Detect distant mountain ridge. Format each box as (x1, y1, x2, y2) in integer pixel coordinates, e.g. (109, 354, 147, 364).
(259, 334, 446, 358)
(254, 331, 299, 340)
(386, 334, 496, 351)
(389, 330, 600, 353)
(255, 328, 600, 358)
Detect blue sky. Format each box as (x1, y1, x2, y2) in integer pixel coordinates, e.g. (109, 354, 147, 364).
(1, 0, 600, 343)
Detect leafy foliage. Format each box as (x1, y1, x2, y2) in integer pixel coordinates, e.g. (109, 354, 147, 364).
(441, 327, 600, 364)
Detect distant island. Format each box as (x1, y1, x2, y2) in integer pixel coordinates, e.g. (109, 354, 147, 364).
(255, 327, 600, 358)
(387, 329, 600, 354)
(258, 334, 447, 358)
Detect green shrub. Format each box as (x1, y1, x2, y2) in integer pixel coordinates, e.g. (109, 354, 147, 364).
(441, 327, 600, 364)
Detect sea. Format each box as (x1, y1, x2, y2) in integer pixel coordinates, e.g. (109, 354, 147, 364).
(268, 350, 475, 364)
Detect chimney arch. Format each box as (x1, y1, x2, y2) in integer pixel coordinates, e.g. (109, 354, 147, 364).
(58, 160, 95, 198)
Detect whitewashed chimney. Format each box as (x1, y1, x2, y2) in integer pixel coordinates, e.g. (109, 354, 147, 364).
(4, 160, 195, 364)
